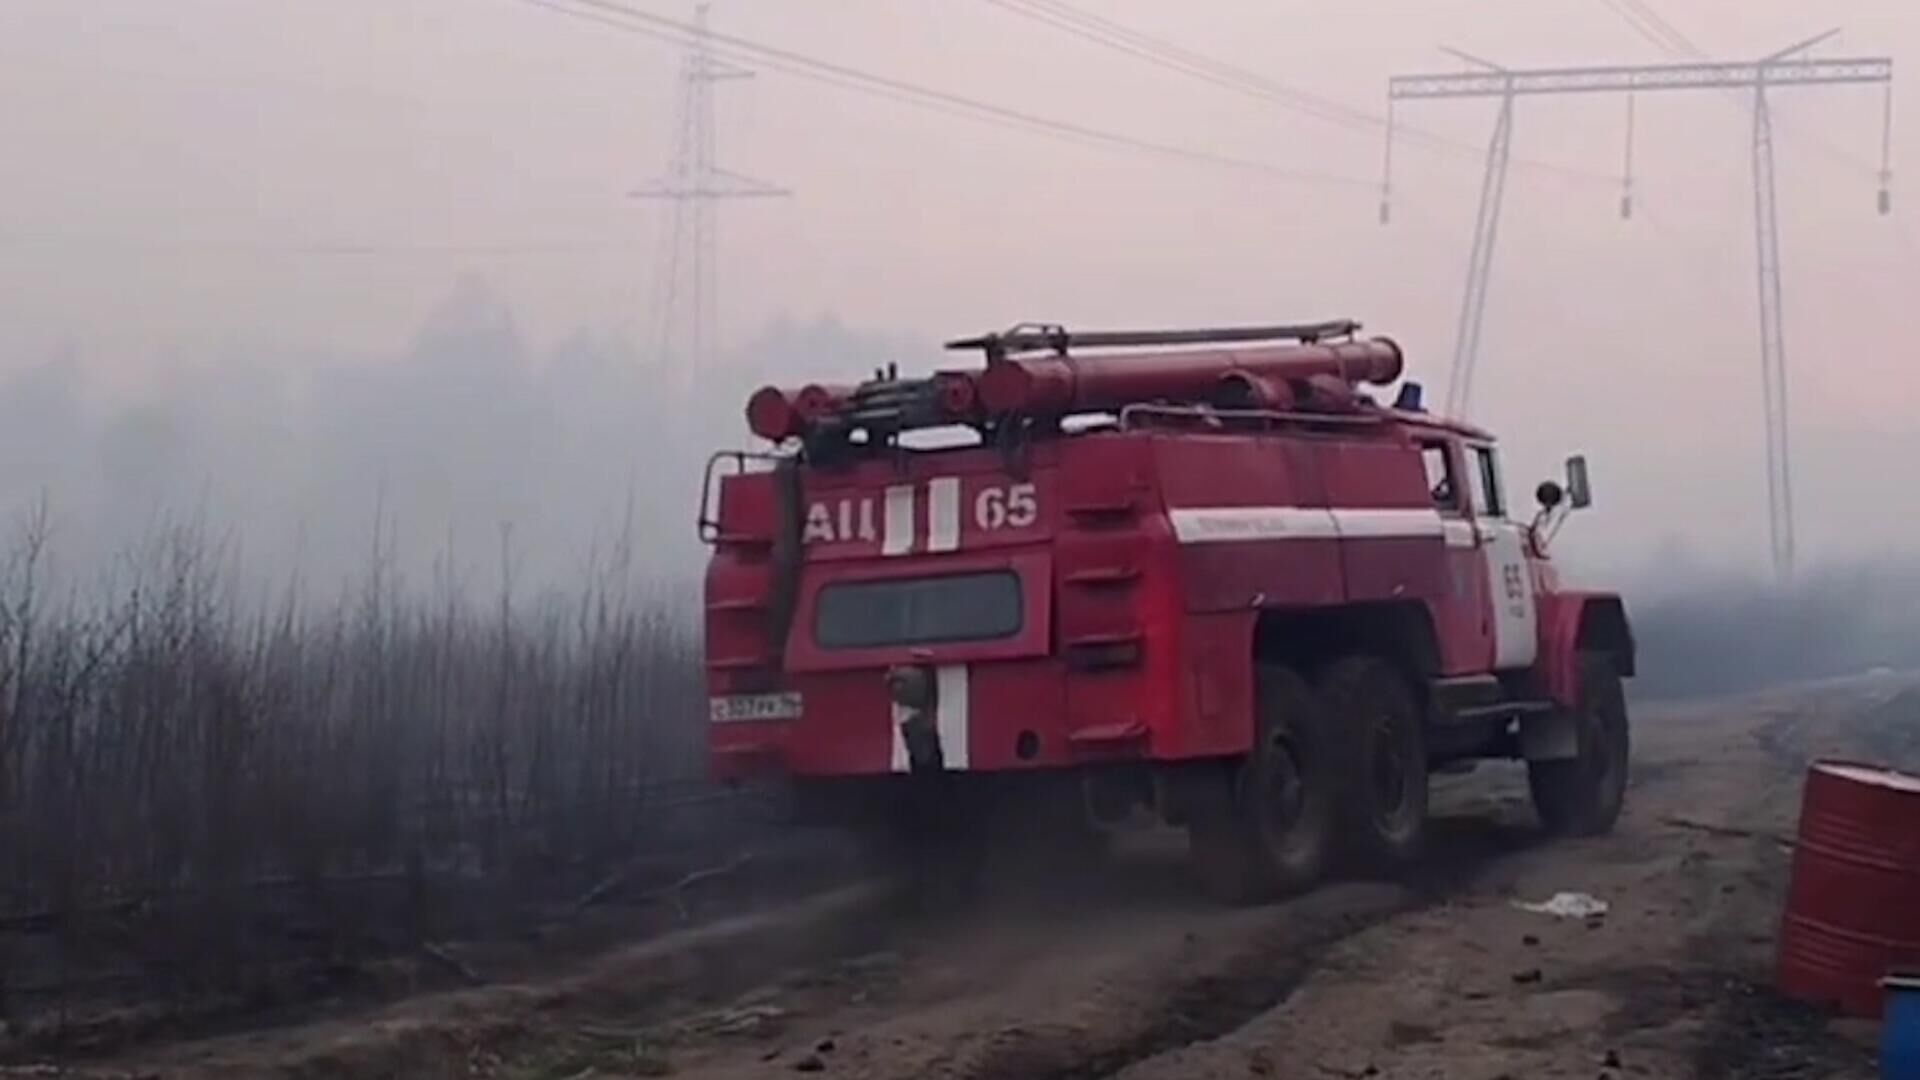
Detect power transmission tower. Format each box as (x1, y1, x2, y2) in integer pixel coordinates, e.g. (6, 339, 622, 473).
(1383, 35, 1893, 580)
(633, 2, 788, 385)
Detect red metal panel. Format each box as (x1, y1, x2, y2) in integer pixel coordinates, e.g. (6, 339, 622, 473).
(1530, 589, 1617, 707)
(703, 546, 776, 686)
(1314, 439, 1450, 611)
(968, 659, 1072, 770)
(770, 671, 894, 776)
(1314, 435, 1424, 509)
(714, 471, 778, 543)
(1777, 760, 1920, 1018)
(1154, 433, 1304, 508)
(1055, 519, 1157, 753)
(709, 669, 892, 780)
(709, 719, 791, 782)
(1530, 591, 1584, 706)
(1053, 446, 1195, 760)
(1166, 612, 1256, 758)
(704, 473, 781, 690)
(1156, 435, 1345, 612)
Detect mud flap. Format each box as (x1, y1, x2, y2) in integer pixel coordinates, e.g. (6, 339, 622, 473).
(1519, 709, 1579, 762)
(899, 709, 946, 772)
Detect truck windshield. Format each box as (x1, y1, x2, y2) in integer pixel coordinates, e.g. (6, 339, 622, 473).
(815, 571, 1022, 650)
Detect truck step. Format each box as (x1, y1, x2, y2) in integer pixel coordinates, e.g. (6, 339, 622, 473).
(1430, 674, 1503, 714)
(1444, 700, 1555, 725)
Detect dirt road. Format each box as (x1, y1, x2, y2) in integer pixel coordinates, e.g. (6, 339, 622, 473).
(43, 674, 1920, 1079)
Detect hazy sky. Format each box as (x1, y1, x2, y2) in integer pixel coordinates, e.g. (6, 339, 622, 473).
(2, 0, 1918, 580)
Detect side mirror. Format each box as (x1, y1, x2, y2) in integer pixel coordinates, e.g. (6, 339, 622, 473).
(1565, 455, 1592, 509)
(1535, 480, 1565, 510)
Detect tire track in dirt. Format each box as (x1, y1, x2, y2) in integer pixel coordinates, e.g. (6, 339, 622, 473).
(937, 816, 1543, 1080)
(49, 676, 1917, 1080)
(1007, 686, 1893, 1080)
(68, 884, 900, 1079)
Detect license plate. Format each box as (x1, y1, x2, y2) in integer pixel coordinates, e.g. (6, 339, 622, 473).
(709, 692, 803, 724)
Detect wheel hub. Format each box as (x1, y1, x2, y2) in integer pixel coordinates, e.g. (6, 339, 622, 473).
(1262, 733, 1306, 833)
(1372, 712, 1408, 824)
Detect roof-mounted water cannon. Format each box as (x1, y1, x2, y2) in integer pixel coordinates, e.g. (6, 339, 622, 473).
(746, 385, 803, 442)
(793, 384, 855, 427)
(745, 375, 976, 445)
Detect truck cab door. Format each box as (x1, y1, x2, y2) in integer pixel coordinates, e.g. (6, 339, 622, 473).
(1464, 442, 1539, 670)
(1418, 438, 1491, 674)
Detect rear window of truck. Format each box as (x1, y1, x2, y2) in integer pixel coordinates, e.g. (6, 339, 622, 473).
(815, 571, 1023, 650)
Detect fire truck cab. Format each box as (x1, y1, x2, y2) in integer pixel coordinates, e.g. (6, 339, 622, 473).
(702, 321, 1633, 902)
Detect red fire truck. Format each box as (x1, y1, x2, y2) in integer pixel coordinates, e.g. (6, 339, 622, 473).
(701, 321, 1633, 902)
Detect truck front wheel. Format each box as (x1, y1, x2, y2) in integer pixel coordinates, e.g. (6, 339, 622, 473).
(1529, 651, 1630, 836)
(1188, 664, 1335, 903)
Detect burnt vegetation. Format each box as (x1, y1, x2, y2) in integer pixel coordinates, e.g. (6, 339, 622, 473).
(0, 286, 896, 1050)
(0, 507, 736, 1051)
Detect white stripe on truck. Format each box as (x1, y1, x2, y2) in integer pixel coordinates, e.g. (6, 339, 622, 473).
(882, 484, 915, 556)
(1167, 507, 1338, 542)
(936, 664, 970, 769)
(1332, 508, 1446, 539)
(889, 699, 911, 773)
(927, 476, 962, 553)
(1169, 506, 1446, 544)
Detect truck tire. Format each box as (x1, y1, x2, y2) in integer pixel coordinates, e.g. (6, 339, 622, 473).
(1188, 664, 1335, 904)
(1320, 655, 1428, 872)
(1529, 651, 1630, 836)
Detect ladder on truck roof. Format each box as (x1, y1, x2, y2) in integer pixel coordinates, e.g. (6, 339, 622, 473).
(945, 320, 1363, 362)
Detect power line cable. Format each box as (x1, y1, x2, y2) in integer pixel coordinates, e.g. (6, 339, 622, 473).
(517, 0, 1139, 164)
(1595, 0, 1886, 179)
(1601, 0, 1694, 58)
(982, 0, 1617, 187)
(513, 0, 1373, 189)
(983, 0, 1377, 129)
(1619, 0, 1699, 57)
(0, 230, 637, 256)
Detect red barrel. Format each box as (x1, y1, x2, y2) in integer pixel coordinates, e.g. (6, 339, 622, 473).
(1777, 760, 1920, 1017)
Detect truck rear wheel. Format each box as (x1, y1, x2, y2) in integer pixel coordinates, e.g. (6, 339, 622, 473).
(1529, 651, 1630, 836)
(1188, 665, 1335, 904)
(1320, 655, 1427, 872)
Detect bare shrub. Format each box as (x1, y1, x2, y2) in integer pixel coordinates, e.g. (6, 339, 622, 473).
(0, 509, 708, 1028)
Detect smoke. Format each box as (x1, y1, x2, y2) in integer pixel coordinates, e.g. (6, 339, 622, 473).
(0, 274, 908, 596)
(4, 277, 1918, 703)
(1626, 559, 1920, 699)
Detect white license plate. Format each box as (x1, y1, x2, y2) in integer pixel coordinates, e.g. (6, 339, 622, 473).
(709, 692, 803, 724)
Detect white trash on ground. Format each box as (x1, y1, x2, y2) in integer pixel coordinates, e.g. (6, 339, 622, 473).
(1511, 891, 1610, 919)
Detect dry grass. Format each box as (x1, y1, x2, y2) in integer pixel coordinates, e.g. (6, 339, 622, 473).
(0, 505, 714, 1038)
